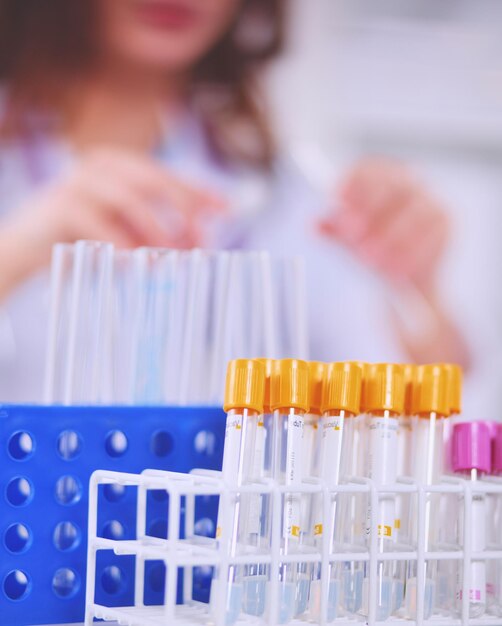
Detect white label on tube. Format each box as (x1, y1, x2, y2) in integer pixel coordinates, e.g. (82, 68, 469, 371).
(217, 413, 243, 538)
(312, 414, 343, 536)
(247, 419, 266, 535)
(284, 412, 304, 539)
(365, 416, 398, 539)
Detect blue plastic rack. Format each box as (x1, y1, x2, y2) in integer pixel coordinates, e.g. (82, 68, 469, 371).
(0, 404, 225, 626)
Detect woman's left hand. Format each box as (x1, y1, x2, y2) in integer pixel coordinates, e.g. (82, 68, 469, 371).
(318, 157, 450, 293)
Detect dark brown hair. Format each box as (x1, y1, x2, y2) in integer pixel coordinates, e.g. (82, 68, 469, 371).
(0, 0, 286, 168)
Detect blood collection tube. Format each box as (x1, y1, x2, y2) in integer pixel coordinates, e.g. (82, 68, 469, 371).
(487, 423, 502, 616)
(270, 358, 309, 624)
(404, 364, 450, 619)
(212, 358, 265, 625)
(295, 362, 326, 616)
(241, 358, 274, 617)
(309, 362, 361, 621)
(336, 361, 369, 615)
(361, 363, 405, 621)
(392, 364, 417, 614)
(436, 363, 463, 614)
(452, 421, 491, 618)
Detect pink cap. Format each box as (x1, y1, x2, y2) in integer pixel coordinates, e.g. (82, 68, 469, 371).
(493, 423, 502, 474)
(451, 421, 491, 474)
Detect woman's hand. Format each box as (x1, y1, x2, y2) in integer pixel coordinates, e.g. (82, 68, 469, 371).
(0, 148, 226, 298)
(318, 157, 470, 368)
(319, 157, 449, 293)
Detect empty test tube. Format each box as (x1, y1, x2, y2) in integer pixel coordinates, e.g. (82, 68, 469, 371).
(309, 362, 361, 621)
(270, 358, 309, 624)
(212, 359, 265, 625)
(404, 364, 450, 619)
(361, 363, 405, 622)
(452, 421, 491, 618)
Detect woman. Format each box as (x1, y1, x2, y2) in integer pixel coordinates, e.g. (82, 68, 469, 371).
(0, 0, 469, 401)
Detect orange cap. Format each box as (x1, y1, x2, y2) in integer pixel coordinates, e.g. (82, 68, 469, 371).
(441, 363, 462, 414)
(255, 358, 274, 413)
(270, 359, 309, 412)
(321, 362, 361, 415)
(347, 361, 370, 412)
(308, 361, 327, 416)
(224, 359, 265, 414)
(403, 364, 418, 415)
(414, 364, 449, 417)
(365, 363, 405, 415)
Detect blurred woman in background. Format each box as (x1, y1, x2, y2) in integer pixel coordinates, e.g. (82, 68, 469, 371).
(0, 0, 469, 400)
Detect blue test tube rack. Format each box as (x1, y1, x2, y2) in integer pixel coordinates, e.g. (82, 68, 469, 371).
(0, 404, 225, 626)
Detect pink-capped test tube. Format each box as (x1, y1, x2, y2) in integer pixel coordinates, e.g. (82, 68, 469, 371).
(487, 423, 502, 616)
(452, 421, 492, 618)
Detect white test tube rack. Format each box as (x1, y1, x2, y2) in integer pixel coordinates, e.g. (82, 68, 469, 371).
(85, 469, 502, 626)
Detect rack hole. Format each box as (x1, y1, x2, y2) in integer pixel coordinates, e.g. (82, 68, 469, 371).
(4, 523, 31, 554)
(3, 570, 31, 601)
(151, 430, 173, 457)
(6, 477, 33, 507)
(105, 431, 128, 457)
(103, 483, 126, 502)
(102, 520, 125, 540)
(52, 568, 80, 599)
(57, 431, 82, 460)
(148, 519, 168, 539)
(55, 475, 82, 506)
(194, 517, 215, 538)
(194, 430, 217, 456)
(53, 521, 81, 552)
(8, 432, 34, 461)
(148, 563, 166, 593)
(101, 566, 125, 595)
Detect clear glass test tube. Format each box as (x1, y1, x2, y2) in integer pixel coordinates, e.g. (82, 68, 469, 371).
(452, 421, 491, 619)
(360, 364, 405, 622)
(212, 359, 265, 626)
(270, 359, 309, 625)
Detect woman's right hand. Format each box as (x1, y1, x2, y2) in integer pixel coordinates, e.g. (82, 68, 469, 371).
(0, 148, 227, 297)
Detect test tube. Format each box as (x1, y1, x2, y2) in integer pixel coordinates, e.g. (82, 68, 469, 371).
(361, 363, 405, 622)
(404, 364, 450, 619)
(392, 364, 417, 614)
(309, 362, 361, 621)
(270, 358, 309, 624)
(436, 363, 463, 614)
(212, 359, 265, 626)
(241, 358, 275, 617)
(487, 423, 502, 616)
(452, 421, 491, 618)
(295, 362, 326, 616)
(340, 361, 368, 615)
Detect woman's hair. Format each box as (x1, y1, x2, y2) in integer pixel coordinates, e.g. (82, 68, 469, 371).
(0, 0, 286, 169)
